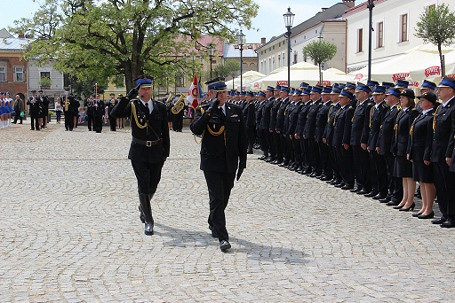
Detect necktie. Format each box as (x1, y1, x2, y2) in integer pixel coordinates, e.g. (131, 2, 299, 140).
(219, 106, 225, 116)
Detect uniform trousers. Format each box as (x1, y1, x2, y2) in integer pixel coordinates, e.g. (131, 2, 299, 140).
(318, 141, 331, 178)
(352, 145, 371, 191)
(203, 170, 235, 242)
(64, 111, 73, 130)
(433, 162, 455, 219)
(336, 146, 354, 187)
(30, 113, 40, 130)
(131, 159, 164, 195)
(87, 114, 94, 130)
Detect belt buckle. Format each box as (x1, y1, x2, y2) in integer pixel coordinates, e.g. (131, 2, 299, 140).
(146, 141, 152, 147)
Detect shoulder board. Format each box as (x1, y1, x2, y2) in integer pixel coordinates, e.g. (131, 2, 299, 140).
(348, 106, 353, 109)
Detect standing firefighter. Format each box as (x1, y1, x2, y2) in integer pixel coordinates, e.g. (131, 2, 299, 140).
(110, 75, 170, 235)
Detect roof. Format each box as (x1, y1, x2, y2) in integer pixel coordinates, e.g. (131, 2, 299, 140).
(224, 43, 261, 58)
(256, 2, 351, 51)
(0, 37, 32, 51)
(343, 0, 386, 17)
(0, 28, 14, 38)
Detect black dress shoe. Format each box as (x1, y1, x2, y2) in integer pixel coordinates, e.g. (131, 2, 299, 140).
(412, 212, 423, 217)
(386, 201, 399, 206)
(418, 211, 434, 219)
(258, 155, 267, 160)
(357, 189, 369, 195)
(432, 217, 446, 224)
(350, 187, 360, 193)
(379, 196, 391, 203)
(219, 240, 231, 252)
(364, 191, 378, 198)
(341, 184, 353, 190)
(440, 219, 455, 228)
(334, 182, 345, 188)
(373, 194, 386, 200)
(320, 176, 331, 181)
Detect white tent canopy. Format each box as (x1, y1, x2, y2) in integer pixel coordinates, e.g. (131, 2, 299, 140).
(225, 70, 265, 91)
(248, 61, 352, 90)
(349, 44, 455, 86)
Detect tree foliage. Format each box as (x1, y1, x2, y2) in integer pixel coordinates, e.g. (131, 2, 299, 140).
(303, 39, 337, 84)
(10, 0, 258, 93)
(212, 60, 240, 78)
(415, 4, 455, 76)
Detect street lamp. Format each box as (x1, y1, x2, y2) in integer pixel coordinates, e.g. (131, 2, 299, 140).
(208, 44, 214, 79)
(318, 35, 324, 85)
(367, 0, 375, 82)
(283, 7, 295, 88)
(237, 29, 246, 91)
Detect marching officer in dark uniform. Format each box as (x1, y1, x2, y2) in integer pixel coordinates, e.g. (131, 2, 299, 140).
(27, 90, 40, 130)
(190, 78, 247, 252)
(111, 75, 170, 235)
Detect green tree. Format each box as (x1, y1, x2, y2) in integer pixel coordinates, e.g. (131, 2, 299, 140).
(11, 0, 258, 92)
(415, 4, 455, 77)
(303, 40, 337, 85)
(211, 60, 240, 79)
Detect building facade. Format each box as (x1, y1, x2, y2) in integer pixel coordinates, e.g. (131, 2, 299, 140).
(345, 0, 455, 73)
(256, 1, 356, 77)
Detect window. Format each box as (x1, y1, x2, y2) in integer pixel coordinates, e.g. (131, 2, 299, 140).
(293, 52, 297, 64)
(278, 55, 281, 67)
(15, 66, 24, 82)
(377, 22, 384, 48)
(40, 71, 51, 88)
(357, 28, 363, 52)
(0, 64, 6, 82)
(400, 14, 408, 42)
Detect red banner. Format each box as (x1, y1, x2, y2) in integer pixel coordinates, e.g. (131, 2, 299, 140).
(424, 66, 440, 78)
(392, 73, 410, 82)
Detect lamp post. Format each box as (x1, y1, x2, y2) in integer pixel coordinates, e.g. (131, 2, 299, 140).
(318, 35, 323, 85)
(237, 30, 246, 91)
(283, 7, 295, 88)
(208, 44, 214, 79)
(367, 0, 374, 82)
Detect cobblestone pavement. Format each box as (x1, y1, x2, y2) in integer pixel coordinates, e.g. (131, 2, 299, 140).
(1, 120, 455, 303)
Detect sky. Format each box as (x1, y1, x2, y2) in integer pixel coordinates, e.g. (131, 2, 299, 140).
(0, 0, 342, 42)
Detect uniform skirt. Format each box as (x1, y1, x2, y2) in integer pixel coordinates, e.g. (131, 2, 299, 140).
(412, 160, 434, 183)
(393, 155, 413, 178)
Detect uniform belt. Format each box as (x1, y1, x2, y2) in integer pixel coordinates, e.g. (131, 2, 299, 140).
(132, 137, 162, 147)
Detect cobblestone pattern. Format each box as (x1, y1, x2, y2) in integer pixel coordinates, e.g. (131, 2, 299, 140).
(0, 121, 454, 302)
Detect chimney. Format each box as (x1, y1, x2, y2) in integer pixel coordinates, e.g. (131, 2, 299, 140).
(261, 37, 266, 44)
(342, 0, 356, 8)
(18, 32, 25, 38)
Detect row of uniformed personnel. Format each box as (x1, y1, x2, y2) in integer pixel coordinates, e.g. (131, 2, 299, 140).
(229, 77, 455, 228)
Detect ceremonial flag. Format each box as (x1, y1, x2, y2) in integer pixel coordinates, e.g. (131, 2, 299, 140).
(187, 75, 199, 108)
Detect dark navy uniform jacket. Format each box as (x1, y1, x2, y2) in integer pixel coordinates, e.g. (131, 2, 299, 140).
(190, 103, 247, 173)
(111, 98, 170, 163)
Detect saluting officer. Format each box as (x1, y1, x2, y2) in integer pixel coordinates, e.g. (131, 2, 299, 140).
(110, 75, 170, 235)
(190, 78, 247, 252)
